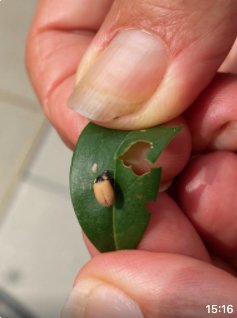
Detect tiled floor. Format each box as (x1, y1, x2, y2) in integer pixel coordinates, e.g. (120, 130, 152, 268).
(0, 1, 89, 317)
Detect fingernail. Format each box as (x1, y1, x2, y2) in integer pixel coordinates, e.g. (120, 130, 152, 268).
(62, 279, 144, 318)
(211, 121, 237, 150)
(68, 30, 168, 121)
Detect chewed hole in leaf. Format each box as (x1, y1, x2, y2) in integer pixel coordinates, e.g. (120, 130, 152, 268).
(70, 123, 181, 252)
(119, 142, 157, 176)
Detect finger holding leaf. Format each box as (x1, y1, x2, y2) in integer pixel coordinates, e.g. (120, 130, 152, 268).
(70, 120, 190, 252)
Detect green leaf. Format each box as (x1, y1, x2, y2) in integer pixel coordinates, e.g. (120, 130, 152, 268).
(70, 123, 181, 252)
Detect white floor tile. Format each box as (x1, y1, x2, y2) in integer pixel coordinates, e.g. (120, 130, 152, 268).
(0, 100, 45, 208)
(0, 0, 39, 102)
(28, 126, 72, 188)
(0, 178, 89, 318)
(0, 2, 90, 317)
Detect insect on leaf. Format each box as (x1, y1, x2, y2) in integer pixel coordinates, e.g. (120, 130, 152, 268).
(70, 123, 181, 252)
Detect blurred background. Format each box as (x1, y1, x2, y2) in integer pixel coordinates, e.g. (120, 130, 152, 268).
(0, 1, 89, 317)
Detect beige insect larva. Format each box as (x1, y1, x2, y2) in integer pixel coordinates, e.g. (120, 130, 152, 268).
(93, 171, 115, 207)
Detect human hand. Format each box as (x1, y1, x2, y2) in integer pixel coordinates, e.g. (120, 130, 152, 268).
(26, 0, 237, 317)
(26, 0, 237, 147)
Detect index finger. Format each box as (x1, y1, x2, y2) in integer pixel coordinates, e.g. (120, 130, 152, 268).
(26, 0, 112, 146)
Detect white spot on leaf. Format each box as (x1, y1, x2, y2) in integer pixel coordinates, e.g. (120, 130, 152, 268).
(91, 163, 98, 173)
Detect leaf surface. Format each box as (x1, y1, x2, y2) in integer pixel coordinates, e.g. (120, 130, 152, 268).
(70, 123, 181, 252)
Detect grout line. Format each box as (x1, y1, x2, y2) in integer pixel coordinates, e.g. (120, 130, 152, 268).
(23, 123, 52, 169)
(0, 89, 42, 114)
(0, 171, 71, 230)
(0, 121, 71, 228)
(22, 170, 69, 197)
(0, 120, 49, 219)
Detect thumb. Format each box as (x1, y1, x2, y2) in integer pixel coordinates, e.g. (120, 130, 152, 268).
(68, 0, 237, 129)
(62, 252, 237, 318)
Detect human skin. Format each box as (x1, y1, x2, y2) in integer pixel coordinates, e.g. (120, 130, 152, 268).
(26, 1, 237, 317)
